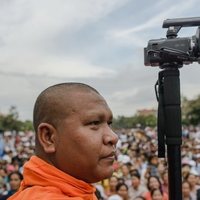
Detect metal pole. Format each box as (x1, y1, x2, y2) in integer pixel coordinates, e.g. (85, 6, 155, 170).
(167, 146, 182, 199)
(161, 68, 182, 200)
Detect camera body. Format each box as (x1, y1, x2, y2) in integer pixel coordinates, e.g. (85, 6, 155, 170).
(144, 17, 200, 67)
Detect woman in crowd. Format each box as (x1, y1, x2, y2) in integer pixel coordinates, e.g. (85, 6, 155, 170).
(143, 176, 168, 200)
(182, 180, 193, 200)
(0, 171, 23, 200)
(117, 183, 129, 200)
(185, 172, 200, 199)
(108, 183, 129, 200)
(160, 171, 168, 195)
(144, 155, 159, 179)
(105, 175, 119, 197)
(120, 164, 132, 187)
(151, 188, 164, 200)
(129, 171, 147, 200)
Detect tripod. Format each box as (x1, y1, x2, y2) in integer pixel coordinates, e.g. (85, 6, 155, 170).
(156, 65, 182, 200)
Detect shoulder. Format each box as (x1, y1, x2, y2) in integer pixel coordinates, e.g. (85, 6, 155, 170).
(143, 191, 151, 200)
(143, 191, 150, 197)
(138, 185, 148, 192)
(8, 186, 83, 200)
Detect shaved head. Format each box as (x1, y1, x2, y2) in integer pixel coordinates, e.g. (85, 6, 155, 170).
(33, 82, 99, 132)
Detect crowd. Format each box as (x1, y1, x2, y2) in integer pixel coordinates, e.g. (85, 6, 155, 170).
(0, 125, 200, 200)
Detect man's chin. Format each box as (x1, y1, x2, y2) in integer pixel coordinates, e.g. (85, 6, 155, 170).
(90, 168, 114, 183)
(100, 166, 115, 179)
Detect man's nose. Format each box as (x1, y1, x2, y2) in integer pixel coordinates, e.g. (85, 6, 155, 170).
(103, 127, 118, 146)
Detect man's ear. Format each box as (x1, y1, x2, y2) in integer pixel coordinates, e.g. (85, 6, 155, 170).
(37, 123, 57, 153)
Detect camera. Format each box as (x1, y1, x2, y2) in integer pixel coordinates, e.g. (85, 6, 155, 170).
(144, 17, 200, 67)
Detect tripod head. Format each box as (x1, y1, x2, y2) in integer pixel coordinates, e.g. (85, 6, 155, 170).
(144, 17, 200, 68)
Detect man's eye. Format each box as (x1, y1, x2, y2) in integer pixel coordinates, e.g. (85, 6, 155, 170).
(90, 121, 100, 125)
(108, 121, 112, 127)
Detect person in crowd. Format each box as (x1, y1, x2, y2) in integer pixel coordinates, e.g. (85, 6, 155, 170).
(144, 155, 159, 179)
(128, 170, 147, 200)
(160, 171, 168, 195)
(120, 163, 132, 187)
(8, 82, 118, 200)
(182, 162, 193, 180)
(105, 175, 119, 197)
(117, 183, 129, 200)
(0, 182, 7, 198)
(150, 188, 164, 200)
(185, 172, 200, 200)
(182, 180, 193, 200)
(108, 183, 129, 200)
(143, 176, 168, 200)
(0, 169, 8, 186)
(0, 171, 23, 200)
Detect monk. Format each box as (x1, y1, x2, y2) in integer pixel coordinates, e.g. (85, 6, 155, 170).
(9, 82, 118, 200)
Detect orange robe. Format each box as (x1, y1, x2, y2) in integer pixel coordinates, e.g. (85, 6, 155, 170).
(8, 156, 97, 200)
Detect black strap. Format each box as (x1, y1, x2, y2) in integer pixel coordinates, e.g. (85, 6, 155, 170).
(156, 73, 166, 158)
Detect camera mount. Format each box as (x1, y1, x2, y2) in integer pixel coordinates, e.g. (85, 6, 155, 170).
(144, 17, 200, 200)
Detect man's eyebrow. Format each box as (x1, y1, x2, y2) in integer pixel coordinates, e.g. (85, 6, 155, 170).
(85, 110, 113, 120)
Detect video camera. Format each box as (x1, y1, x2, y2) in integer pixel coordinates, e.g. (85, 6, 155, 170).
(144, 17, 200, 67)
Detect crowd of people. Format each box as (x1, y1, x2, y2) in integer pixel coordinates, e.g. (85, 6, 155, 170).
(0, 125, 200, 200)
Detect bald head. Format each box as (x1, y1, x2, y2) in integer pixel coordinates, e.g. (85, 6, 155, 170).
(33, 82, 99, 133)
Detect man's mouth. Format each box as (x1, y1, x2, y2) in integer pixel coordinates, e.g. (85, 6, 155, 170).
(102, 151, 116, 160)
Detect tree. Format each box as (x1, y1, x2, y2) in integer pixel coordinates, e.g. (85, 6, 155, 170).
(0, 106, 34, 132)
(21, 120, 34, 131)
(112, 114, 157, 129)
(0, 106, 20, 131)
(185, 95, 200, 125)
(112, 116, 134, 129)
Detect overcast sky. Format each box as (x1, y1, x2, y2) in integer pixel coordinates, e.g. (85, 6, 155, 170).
(1, 0, 200, 120)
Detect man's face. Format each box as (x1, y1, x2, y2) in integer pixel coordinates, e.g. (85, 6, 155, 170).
(53, 91, 118, 183)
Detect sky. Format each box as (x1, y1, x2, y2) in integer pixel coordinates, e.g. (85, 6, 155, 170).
(0, 0, 200, 120)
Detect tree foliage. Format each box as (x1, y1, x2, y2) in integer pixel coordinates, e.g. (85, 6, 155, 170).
(0, 106, 33, 132)
(182, 95, 200, 125)
(113, 114, 157, 129)
(113, 94, 200, 128)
